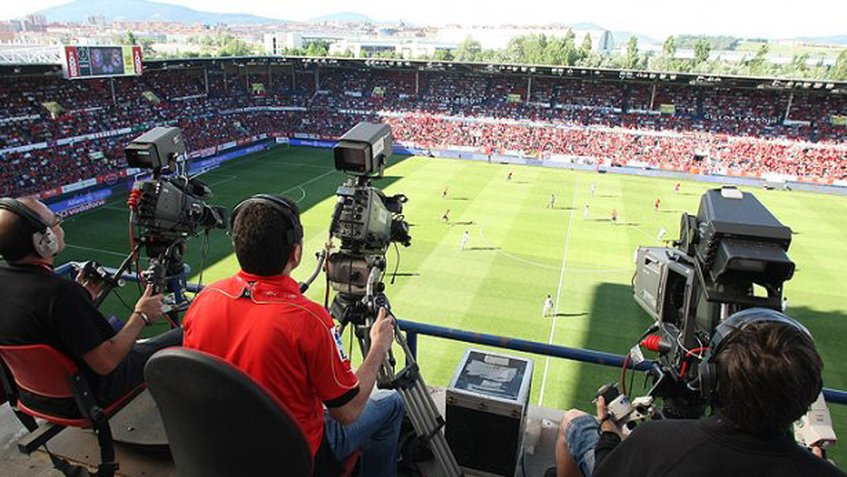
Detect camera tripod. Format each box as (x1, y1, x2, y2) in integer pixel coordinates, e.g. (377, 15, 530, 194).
(93, 237, 190, 321)
(335, 294, 462, 477)
(304, 255, 462, 477)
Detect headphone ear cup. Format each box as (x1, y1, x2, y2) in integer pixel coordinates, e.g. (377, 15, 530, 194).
(698, 361, 717, 400)
(33, 227, 59, 258)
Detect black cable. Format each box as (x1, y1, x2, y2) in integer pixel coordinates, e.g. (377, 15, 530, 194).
(196, 230, 211, 291)
(112, 290, 133, 312)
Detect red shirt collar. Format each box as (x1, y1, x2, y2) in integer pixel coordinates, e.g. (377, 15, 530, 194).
(236, 270, 300, 295)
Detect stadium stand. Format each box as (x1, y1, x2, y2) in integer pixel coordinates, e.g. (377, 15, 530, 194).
(1, 59, 845, 198)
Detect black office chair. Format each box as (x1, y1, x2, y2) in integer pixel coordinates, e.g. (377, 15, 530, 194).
(144, 347, 313, 477)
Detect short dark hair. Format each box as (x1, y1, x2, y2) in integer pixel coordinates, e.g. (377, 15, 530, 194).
(0, 209, 35, 261)
(231, 196, 300, 276)
(716, 322, 822, 434)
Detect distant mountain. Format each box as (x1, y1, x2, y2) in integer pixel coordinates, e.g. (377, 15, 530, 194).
(35, 0, 283, 25)
(798, 35, 847, 46)
(309, 12, 376, 24)
(611, 31, 660, 47)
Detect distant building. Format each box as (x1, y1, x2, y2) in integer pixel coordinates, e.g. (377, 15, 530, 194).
(329, 38, 453, 58)
(264, 32, 345, 54)
(22, 15, 47, 33)
(87, 16, 107, 26)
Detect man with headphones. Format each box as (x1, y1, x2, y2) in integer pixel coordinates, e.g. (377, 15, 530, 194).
(0, 197, 182, 406)
(183, 194, 404, 476)
(550, 307, 845, 477)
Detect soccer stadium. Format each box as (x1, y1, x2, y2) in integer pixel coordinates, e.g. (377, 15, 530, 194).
(2, 49, 847, 476)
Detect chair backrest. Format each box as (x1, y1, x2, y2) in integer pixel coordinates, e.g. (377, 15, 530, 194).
(0, 344, 77, 399)
(144, 348, 313, 477)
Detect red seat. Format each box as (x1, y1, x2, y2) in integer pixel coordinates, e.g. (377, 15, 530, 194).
(0, 343, 144, 477)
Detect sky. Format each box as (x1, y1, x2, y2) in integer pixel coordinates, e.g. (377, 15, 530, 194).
(2, 0, 846, 40)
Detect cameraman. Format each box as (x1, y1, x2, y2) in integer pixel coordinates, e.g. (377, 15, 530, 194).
(552, 309, 845, 477)
(182, 194, 404, 476)
(0, 197, 182, 405)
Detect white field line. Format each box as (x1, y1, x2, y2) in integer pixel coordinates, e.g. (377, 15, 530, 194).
(477, 226, 631, 273)
(538, 178, 579, 407)
(280, 170, 336, 195)
(290, 186, 307, 203)
(64, 243, 127, 258)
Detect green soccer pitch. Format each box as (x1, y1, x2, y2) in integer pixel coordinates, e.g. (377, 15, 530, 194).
(58, 145, 847, 462)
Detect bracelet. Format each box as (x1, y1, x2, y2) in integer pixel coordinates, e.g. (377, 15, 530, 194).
(135, 311, 151, 326)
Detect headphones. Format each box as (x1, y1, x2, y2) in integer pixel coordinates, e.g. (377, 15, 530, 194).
(697, 307, 811, 401)
(0, 198, 60, 259)
(230, 194, 303, 245)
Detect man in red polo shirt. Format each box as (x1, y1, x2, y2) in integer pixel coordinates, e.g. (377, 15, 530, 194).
(183, 194, 403, 476)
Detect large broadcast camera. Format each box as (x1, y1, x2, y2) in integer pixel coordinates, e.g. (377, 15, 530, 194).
(91, 127, 227, 312)
(126, 127, 227, 245)
(626, 186, 836, 449)
(325, 122, 411, 321)
(631, 186, 794, 418)
(300, 123, 461, 476)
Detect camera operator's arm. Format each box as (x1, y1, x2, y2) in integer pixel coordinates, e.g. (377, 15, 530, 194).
(83, 285, 163, 376)
(328, 307, 395, 425)
(594, 396, 625, 468)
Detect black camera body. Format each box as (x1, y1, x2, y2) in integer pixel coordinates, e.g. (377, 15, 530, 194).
(631, 187, 794, 417)
(125, 128, 227, 242)
(325, 122, 411, 326)
(129, 177, 227, 240)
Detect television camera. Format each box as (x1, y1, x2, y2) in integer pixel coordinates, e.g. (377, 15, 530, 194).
(324, 122, 411, 323)
(300, 122, 461, 476)
(625, 186, 835, 449)
(630, 186, 794, 418)
(93, 127, 226, 314)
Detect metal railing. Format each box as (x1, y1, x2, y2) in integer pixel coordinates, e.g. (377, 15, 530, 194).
(54, 262, 847, 405)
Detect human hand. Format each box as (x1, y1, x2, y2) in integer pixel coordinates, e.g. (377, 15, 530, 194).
(134, 285, 164, 324)
(368, 307, 395, 356)
(596, 396, 624, 437)
(75, 267, 105, 300)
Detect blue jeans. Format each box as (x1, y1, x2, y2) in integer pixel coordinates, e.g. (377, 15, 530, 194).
(324, 389, 405, 477)
(566, 414, 601, 477)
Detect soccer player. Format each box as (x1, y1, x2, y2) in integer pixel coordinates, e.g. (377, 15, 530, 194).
(674, 182, 681, 194)
(442, 187, 448, 199)
(590, 183, 596, 198)
(610, 209, 618, 223)
(548, 194, 557, 208)
(507, 172, 513, 182)
(657, 227, 667, 242)
(460, 230, 470, 251)
(583, 204, 590, 219)
(654, 197, 661, 212)
(543, 294, 554, 317)
(442, 209, 450, 223)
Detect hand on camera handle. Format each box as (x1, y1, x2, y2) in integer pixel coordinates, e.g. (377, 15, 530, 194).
(596, 396, 625, 437)
(369, 307, 396, 356)
(134, 285, 165, 325)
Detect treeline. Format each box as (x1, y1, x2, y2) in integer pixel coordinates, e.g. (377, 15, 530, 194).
(125, 29, 847, 81)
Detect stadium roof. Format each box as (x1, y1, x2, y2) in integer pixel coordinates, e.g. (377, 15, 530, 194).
(1, 55, 845, 94)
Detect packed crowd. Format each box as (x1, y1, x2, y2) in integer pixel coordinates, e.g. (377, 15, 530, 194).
(0, 66, 845, 197)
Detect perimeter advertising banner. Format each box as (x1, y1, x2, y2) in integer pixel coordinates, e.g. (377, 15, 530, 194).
(62, 46, 143, 80)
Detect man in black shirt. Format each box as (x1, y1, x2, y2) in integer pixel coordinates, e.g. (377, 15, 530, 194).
(0, 197, 181, 404)
(550, 309, 845, 477)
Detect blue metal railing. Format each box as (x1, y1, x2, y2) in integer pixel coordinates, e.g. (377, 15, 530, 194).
(397, 319, 847, 406)
(54, 262, 847, 405)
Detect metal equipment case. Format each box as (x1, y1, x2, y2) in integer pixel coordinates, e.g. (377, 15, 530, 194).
(446, 348, 534, 476)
